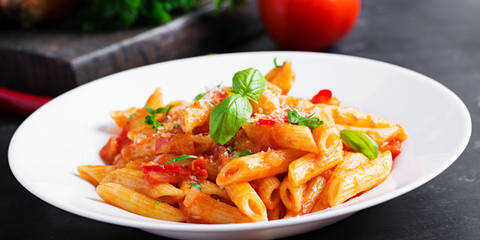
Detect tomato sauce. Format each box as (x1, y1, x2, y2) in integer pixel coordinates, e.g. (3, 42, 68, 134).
(380, 139, 403, 159)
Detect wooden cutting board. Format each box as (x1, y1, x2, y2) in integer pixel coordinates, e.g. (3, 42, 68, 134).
(0, 1, 262, 97)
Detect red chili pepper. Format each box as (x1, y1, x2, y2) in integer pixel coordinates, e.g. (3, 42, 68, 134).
(0, 87, 52, 116)
(140, 158, 208, 185)
(140, 165, 186, 173)
(311, 89, 332, 104)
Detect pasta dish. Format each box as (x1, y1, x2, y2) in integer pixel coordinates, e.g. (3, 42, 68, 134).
(78, 59, 408, 223)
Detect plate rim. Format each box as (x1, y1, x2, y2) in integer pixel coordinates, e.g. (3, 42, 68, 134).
(8, 51, 472, 232)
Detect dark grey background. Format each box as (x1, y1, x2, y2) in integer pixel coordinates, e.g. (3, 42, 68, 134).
(1, 0, 479, 239)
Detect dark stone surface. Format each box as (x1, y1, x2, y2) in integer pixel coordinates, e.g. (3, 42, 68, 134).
(1, 0, 479, 239)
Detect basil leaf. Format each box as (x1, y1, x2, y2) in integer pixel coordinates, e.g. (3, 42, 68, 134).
(165, 154, 198, 164)
(189, 183, 202, 191)
(193, 93, 206, 101)
(232, 68, 267, 102)
(340, 129, 379, 159)
(209, 95, 252, 145)
(228, 89, 244, 95)
(234, 150, 253, 158)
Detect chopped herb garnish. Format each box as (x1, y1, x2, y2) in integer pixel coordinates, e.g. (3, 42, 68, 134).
(154, 201, 160, 206)
(189, 183, 202, 191)
(181, 161, 192, 166)
(165, 154, 198, 164)
(208, 101, 214, 107)
(209, 68, 267, 144)
(274, 57, 285, 68)
(234, 150, 253, 158)
(169, 147, 172, 150)
(194, 93, 206, 101)
(247, 120, 254, 124)
(141, 105, 174, 132)
(128, 111, 138, 120)
(217, 81, 223, 88)
(142, 114, 161, 131)
(173, 124, 179, 128)
(227, 139, 234, 153)
(285, 106, 324, 131)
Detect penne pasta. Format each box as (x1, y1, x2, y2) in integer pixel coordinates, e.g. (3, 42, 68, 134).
(181, 187, 251, 224)
(324, 105, 409, 141)
(145, 88, 163, 109)
(265, 59, 295, 94)
(78, 165, 117, 187)
(312, 152, 369, 212)
(82, 59, 409, 224)
(100, 168, 184, 202)
(279, 175, 306, 213)
(250, 89, 281, 115)
(254, 176, 281, 210)
(273, 123, 318, 153)
(288, 150, 344, 187)
(284, 175, 327, 218)
(327, 151, 393, 207)
(312, 105, 342, 157)
(267, 202, 286, 220)
(179, 88, 229, 133)
(97, 183, 185, 222)
(179, 180, 231, 203)
(225, 182, 268, 222)
(216, 149, 308, 186)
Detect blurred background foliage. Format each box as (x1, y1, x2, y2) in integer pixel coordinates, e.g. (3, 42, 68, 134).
(78, 0, 245, 31)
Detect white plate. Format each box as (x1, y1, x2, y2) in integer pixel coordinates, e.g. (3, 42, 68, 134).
(9, 52, 471, 240)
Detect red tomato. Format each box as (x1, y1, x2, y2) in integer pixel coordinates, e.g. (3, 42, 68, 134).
(258, 0, 361, 50)
(311, 89, 332, 104)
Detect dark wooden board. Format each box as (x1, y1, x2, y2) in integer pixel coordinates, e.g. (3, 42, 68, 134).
(0, 1, 262, 97)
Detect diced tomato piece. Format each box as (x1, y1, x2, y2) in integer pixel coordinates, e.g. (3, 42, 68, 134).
(311, 89, 332, 104)
(380, 139, 403, 159)
(140, 165, 185, 172)
(116, 126, 132, 147)
(155, 134, 172, 153)
(256, 115, 288, 125)
(99, 126, 132, 164)
(257, 119, 278, 125)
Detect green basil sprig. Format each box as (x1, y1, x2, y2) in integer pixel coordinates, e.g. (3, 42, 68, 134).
(209, 68, 267, 145)
(340, 129, 379, 159)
